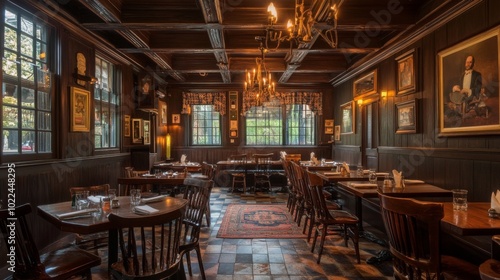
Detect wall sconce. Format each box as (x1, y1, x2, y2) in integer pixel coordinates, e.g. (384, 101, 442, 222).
(165, 133, 171, 159)
(381, 90, 387, 99)
(357, 99, 363, 106)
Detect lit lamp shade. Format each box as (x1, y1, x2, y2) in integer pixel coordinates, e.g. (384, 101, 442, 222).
(165, 133, 171, 159)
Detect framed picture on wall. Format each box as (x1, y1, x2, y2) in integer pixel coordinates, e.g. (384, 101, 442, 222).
(438, 26, 500, 136)
(132, 118, 142, 144)
(334, 125, 341, 141)
(70, 87, 90, 132)
(353, 69, 377, 100)
(340, 101, 355, 134)
(124, 115, 131, 137)
(159, 101, 167, 125)
(143, 120, 150, 145)
(172, 114, 180, 124)
(395, 99, 417, 134)
(396, 48, 417, 96)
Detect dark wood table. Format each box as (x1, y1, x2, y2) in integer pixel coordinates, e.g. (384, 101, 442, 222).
(117, 173, 188, 195)
(441, 202, 500, 236)
(215, 160, 283, 171)
(315, 170, 369, 182)
(153, 162, 201, 172)
(37, 196, 187, 268)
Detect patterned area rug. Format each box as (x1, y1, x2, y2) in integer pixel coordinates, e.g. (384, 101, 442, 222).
(217, 204, 306, 239)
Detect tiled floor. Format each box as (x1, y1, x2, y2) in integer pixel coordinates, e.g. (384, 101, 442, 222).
(91, 187, 394, 279)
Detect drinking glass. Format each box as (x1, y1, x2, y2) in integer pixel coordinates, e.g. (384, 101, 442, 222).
(75, 191, 89, 210)
(368, 170, 377, 184)
(108, 189, 117, 201)
(452, 189, 468, 211)
(356, 165, 364, 177)
(130, 189, 141, 207)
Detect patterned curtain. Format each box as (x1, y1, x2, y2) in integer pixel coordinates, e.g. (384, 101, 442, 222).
(242, 91, 322, 115)
(182, 92, 227, 115)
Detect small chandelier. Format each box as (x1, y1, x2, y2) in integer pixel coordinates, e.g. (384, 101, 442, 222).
(265, 0, 343, 51)
(243, 39, 275, 108)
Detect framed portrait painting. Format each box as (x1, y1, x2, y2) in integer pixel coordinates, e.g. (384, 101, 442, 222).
(143, 120, 150, 145)
(70, 87, 90, 132)
(124, 115, 131, 137)
(353, 69, 377, 100)
(132, 118, 142, 144)
(340, 101, 355, 134)
(159, 101, 167, 125)
(438, 26, 500, 136)
(396, 49, 417, 95)
(395, 99, 417, 134)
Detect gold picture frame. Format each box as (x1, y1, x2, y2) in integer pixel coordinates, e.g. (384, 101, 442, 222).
(132, 118, 142, 144)
(143, 120, 150, 145)
(172, 114, 180, 124)
(340, 101, 355, 134)
(124, 115, 131, 137)
(395, 99, 417, 134)
(353, 69, 377, 100)
(70, 87, 90, 132)
(334, 125, 341, 141)
(159, 101, 167, 125)
(324, 119, 334, 134)
(396, 49, 417, 96)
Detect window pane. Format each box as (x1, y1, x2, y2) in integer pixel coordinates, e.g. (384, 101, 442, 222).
(4, 26, 17, 50)
(37, 131, 51, 152)
(21, 109, 35, 129)
(37, 90, 50, 110)
(21, 87, 35, 107)
(37, 111, 51, 130)
(3, 105, 18, 128)
(286, 104, 315, 145)
(4, 9, 17, 27)
(3, 51, 18, 77)
(20, 34, 33, 56)
(21, 131, 35, 153)
(20, 57, 34, 81)
(191, 105, 221, 145)
(20, 16, 33, 35)
(3, 129, 18, 153)
(245, 106, 282, 145)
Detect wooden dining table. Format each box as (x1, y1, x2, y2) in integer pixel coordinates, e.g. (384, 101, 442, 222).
(117, 172, 205, 195)
(37, 196, 188, 269)
(441, 202, 500, 236)
(153, 162, 202, 172)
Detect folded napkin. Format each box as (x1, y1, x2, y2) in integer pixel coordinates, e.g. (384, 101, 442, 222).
(350, 183, 378, 189)
(141, 195, 167, 204)
(376, 172, 390, 176)
(323, 172, 341, 176)
(392, 169, 403, 188)
(56, 208, 96, 220)
(404, 179, 425, 184)
(491, 190, 500, 213)
(342, 162, 350, 173)
(180, 154, 187, 164)
(87, 195, 104, 203)
(134, 205, 159, 214)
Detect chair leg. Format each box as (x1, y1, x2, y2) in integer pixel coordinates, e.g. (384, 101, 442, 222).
(205, 200, 211, 227)
(307, 215, 315, 242)
(311, 227, 319, 253)
(317, 226, 328, 264)
(195, 245, 206, 280)
(186, 251, 193, 276)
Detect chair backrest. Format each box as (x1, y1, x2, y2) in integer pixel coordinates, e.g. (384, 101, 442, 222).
(308, 179, 334, 222)
(201, 162, 216, 180)
(181, 178, 213, 243)
(285, 154, 302, 163)
(108, 204, 186, 279)
(254, 153, 273, 173)
(125, 167, 149, 178)
(70, 183, 110, 197)
(0, 203, 44, 278)
(378, 193, 444, 279)
(229, 154, 246, 162)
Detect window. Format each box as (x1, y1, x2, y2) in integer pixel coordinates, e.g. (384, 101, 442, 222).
(2, 7, 53, 156)
(286, 104, 315, 145)
(191, 105, 221, 145)
(94, 56, 119, 149)
(246, 106, 283, 145)
(245, 104, 316, 146)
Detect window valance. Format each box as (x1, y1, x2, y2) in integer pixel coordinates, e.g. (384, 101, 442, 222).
(182, 92, 227, 115)
(242, 91, 323, 115)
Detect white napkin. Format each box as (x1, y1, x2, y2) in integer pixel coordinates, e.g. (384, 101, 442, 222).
(87, 195, 104, 203)
(491, 190, 500, 212)
(180, 154, 187, 164)
(141, 195, 167, 204)
(350, 183, 378, 189)
(311, 156, 319, 165)
(56, 208, 96, 219)
(342, 162, 350, 173)
(392, 169, 403, 188)
(134, 205, 159, 214)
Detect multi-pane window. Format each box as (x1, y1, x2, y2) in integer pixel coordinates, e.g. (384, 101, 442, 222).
(245, 106, 283, 145)
(286, 104, 315, 145)
(191, 105, 221, 145)
(245, 104, 316, 146)
(94, 57, 119, 149)
(2, 7, 53, 155)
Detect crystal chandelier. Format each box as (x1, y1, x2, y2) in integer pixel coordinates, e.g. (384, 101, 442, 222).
(265, 0, 343, 50)
(243, 39, 275, 108)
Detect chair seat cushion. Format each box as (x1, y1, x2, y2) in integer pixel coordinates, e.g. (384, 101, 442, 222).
(441, 255, 479, 280)
(328, 210, 359, 223)
(41, 246, 101, 279)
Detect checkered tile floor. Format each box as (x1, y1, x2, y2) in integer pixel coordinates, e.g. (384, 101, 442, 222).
(91, 187, 394, 279)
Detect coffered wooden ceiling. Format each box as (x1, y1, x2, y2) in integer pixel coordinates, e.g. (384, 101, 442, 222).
(48, 0, 476, 89)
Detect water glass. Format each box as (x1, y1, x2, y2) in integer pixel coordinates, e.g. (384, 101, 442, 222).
(75, 191, 89, 210)
(452, 189, 468, 211)
(108, 189, 117, 201)
(368, 170, 377, 184)
(356, 165, 364, 177)
(89, 199, 103, 218)
(130, 189, 141, 207)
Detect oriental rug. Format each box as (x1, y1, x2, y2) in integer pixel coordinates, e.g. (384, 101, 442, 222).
(217, 204, 306, 239)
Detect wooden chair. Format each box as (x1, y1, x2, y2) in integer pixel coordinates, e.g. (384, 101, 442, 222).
(200, 162, 216, 226)
(0, 203, 101, 279)
(253, 153, 274, 192)
(108, 203, 186, 279)
(285, 153, 302, 163)
(123, 167, 151, 195)
(309, 182, 360, 264)
(179, 178, 214, 280)
(229, 154, 247, 193)
(378, 193, 480, 280)
(69, 183, 110, 251)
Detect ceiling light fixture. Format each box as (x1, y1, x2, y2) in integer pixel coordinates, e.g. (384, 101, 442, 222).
(265, 0, 343, 51)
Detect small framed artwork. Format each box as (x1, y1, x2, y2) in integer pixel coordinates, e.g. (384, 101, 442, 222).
(340, 101, 355, 134)
(325, 119, 334, 127)
(132, 118, 142, 144)
(70, 87, 90, 132)
(353, 69, 377, 100)
(325, 127, 334, 134)
(172, 114, 180, 124)
(230, 130, 238, 137)
(143, 120, 150, 145)
(124, 115, 131, 137)
(395, 99, 418, 134)
(396, 48, 417, 95)
(159, 101, 167, 125)
(334, 125, 341, 141)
